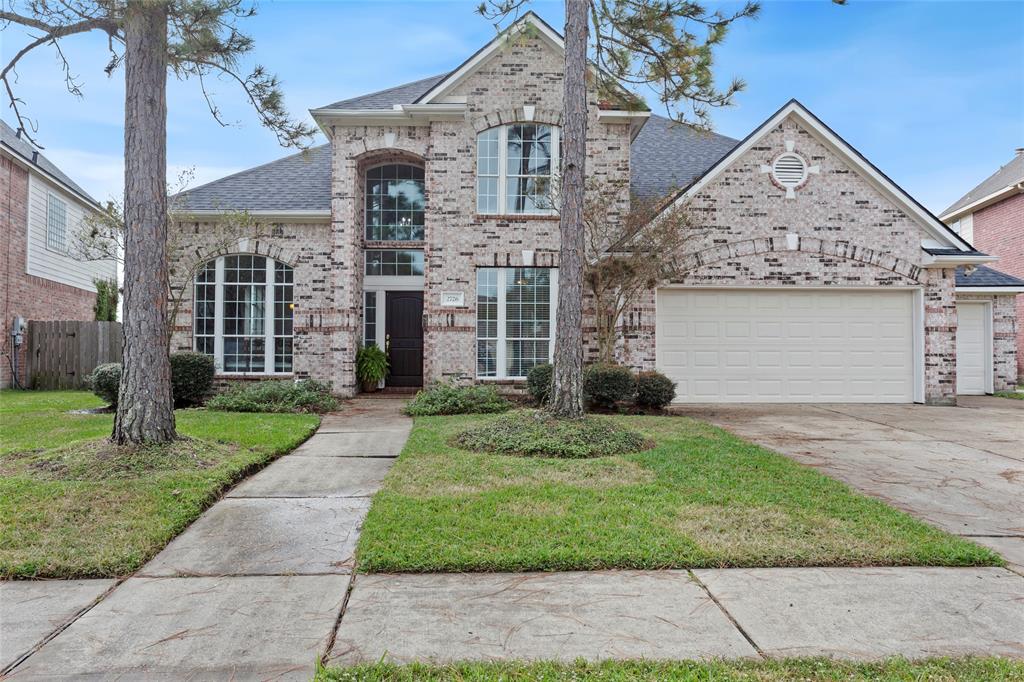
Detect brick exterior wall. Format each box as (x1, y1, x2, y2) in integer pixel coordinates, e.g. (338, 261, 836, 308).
(1, 155, 97, 388)
(166, 39, 1016, 403)
(956, 292, 1019, 392)
(971, 192, 1023, 380)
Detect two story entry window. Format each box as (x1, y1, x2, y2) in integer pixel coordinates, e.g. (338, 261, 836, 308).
(363, 163, 426, 387)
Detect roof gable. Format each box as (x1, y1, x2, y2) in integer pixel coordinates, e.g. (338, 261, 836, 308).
(414, 12, 565, 106)
(0, 119, 99, 206)
(660, 100, 975, 252)
(940, 152, 1024, 220)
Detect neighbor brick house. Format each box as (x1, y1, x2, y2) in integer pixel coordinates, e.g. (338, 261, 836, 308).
(171, 13, 1022, 404)
(1, 120, 117, 388)
(941, 150, 1024, 379)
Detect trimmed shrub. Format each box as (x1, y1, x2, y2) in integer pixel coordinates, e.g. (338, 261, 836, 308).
(526, 363, 553, 405)
(454, 410, 652, 458)
(405, 382, 512, 416)
(88, 363, 121, 407)
(206, 379, 338, 414)
(583, 363, 636, 409)
(635, 371, 677, 409)
(170, 352, 215, 407)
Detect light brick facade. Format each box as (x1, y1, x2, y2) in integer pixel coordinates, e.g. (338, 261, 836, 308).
(168, 29, 1017, 404)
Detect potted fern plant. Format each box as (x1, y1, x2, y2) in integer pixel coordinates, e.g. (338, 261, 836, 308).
(356, 344, 389, 393)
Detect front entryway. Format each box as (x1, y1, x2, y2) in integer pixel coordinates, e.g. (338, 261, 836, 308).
(385, 291, 424, 387)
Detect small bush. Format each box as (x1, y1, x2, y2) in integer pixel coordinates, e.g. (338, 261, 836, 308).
(405, 382, 512, 416)
(526, 363, 553, 405)
(170, 352, 215, 407)
(206, 379, 338, 414)
(583, 363, 636, 409)
(356, 344, 389, 388)
(88, 363, 121, 407)
(454, 410, 652, 458)
(635, 371, 676, 409)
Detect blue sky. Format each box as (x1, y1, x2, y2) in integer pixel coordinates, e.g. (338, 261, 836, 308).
(3, 0, 1022, 214)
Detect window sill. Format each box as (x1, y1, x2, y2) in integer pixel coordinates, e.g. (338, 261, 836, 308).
(215, 373, 294, 380)
(474, 214, 559, 222)
(477, 377, 528, 384)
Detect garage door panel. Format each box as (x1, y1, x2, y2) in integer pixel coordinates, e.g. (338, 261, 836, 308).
(657, 289, 915, 403)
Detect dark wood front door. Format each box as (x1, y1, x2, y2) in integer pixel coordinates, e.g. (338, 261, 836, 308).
(385, 291, 424, 387)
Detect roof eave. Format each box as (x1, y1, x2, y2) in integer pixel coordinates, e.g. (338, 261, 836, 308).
(939, 182, 1024, 222)
(309, 104, 468, 132)
(956, 286, 1024, 294)
(920, 253, 999, 268)
(175, 209, 331, 222)
(0, 143, 101, 209)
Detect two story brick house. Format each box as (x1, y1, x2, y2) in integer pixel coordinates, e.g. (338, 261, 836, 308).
(941, 150, 1024, 380)
(172, 12, 1022, 404)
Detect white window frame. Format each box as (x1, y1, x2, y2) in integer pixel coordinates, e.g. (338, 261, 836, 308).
(476, 267, 558, 379)
(194, 255, 294, 376)
(476, 124, 560, 216)
(46, 191, 68, 253)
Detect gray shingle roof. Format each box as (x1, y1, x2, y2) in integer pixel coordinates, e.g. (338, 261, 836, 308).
(942, 152, 1024, 217)
(0, 119, 98, 206)
(175, 144, 332, 213)
(956, 265, 1024, 288)
(924, 247, 990, 256)
(318, 74, 448, 110)
(630, 114, 738, 199)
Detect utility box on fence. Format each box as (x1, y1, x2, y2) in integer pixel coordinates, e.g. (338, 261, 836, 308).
(27, 321, 123, 389)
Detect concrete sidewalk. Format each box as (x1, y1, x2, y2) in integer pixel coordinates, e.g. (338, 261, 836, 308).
(328, 567, 1024, 665)
(4, 399, 410, 681)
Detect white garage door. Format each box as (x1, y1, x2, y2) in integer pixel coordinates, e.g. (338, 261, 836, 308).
(656, 289, 915, 403)
(955, 302, 989, 395)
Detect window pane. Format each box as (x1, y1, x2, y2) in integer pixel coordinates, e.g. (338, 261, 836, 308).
(365, 164, 425, 241)
(364, 250, 424, 277)
(504, 268, 551, 378)
(364, 291, 377, 346)
(46, 194, 67, 251)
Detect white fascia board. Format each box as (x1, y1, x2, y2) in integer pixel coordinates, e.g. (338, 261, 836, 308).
(310, 104, 466, 129)
(598, 109, 651, 140)
(920, 253, 998, 268)
(179, 209, 331, 222)
(1, 145, 100, 210)
(956, 286, 1024, 294)
(664, 101, 974, 252)
(415, 13, 564, 106)
(939, 183, 1024, 222)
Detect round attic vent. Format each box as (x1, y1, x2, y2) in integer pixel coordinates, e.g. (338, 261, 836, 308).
(771, 153, 808, 188)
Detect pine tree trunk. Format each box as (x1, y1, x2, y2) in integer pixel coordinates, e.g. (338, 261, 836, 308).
(113, 0, 176, 444)
(547, 0, 588, 419)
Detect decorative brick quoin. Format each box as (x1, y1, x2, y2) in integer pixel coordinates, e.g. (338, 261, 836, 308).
(171, 12, 1022, 405)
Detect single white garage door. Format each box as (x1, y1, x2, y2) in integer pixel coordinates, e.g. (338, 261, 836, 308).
(656, 289, 915, 403)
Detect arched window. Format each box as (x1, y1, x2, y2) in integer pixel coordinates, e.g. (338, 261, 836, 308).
(194, 255, 294, 373)
(365, 164, 425, 241)
(477, 124, 559, 215)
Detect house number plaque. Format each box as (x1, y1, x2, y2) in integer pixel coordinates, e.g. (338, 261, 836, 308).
(440, 291, 465, 307)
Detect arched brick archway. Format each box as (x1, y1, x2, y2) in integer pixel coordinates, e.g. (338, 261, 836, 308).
(667, 235, 926, 284)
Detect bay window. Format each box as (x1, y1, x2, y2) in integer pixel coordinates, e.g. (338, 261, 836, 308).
(476, 267, 557, 379)
(477, 124, 559, 215)
(193, 255, 294, 373)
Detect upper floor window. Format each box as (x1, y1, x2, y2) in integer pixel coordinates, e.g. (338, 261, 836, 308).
(477, 124, 559, 215)
(46, 193, 67, 252)
(365, 164, 425, 241)
(194, 255, 294, 374)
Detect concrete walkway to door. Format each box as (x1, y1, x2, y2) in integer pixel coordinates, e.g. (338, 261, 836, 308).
(4, 399, 410, 681)
(675, 396, 1024, 574)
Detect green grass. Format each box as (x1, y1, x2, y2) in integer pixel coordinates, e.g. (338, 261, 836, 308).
(356, 413, 1000, 572)
(995, 389, 1024, 400)
(0, 390, 319, 579)
(316, 657, 1024, 681)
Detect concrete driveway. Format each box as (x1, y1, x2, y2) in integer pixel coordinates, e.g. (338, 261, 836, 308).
(674, 397, 1024, 573)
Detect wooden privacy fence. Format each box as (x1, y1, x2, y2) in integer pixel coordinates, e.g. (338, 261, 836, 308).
(27, 321, 123, 389)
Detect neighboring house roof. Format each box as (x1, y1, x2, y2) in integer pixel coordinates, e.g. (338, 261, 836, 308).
(175, 144, 332, 214)
(319, 74, 448, 111)
(631, 115, 738, 199)
(0, 119, 99, 207)
(955, 265, 1024, 288)
(941, 152, 1024, 219)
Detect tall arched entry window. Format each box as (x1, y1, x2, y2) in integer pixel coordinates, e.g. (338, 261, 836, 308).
(194, 255, 294, 373)
(364, 164, 425, 241)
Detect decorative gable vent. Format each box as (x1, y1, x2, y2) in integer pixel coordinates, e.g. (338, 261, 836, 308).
(760, 141, 820, 199)
(772, 153, 807, 187)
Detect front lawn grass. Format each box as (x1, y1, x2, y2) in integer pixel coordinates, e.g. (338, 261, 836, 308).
(357, 412, 1000, 572)
(995, 388, 1024, 400)
(0, 390, 319, 579)
(316, 657, 1024, 681)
